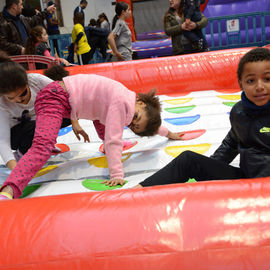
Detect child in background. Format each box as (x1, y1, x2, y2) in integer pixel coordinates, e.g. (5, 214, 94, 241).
(182, 0, 208, 51)
(72, 12, 91, 65)
(25, 25, 69, 67)
(0, 53, 70, 173)
(0, 65, 182, 200)
(108, 2, 132, 61)
(135, 47, 270, 188)
(98, 13, 110, 32)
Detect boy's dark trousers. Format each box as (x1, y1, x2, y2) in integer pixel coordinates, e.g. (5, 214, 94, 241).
(11, 118, 71, 154)
(140, 151, 244, 187)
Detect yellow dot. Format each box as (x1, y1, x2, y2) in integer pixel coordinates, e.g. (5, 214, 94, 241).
(217, 95, 240, 100)
(88, 153, 132, 168)
(34, 165, 58, 178)
(165, 144, 211, 157)
(164, 97, 193, 105)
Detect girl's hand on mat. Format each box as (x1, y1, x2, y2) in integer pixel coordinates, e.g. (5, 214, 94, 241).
(102, 178, 125, 186)
(72, 120, 90, 143)
(167, 131, 184, 140)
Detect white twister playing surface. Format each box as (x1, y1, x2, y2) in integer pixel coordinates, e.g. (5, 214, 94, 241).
(0, 89, 241, 198)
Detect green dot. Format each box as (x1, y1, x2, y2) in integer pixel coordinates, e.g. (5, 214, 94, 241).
(20, 184, 41, 198)
(82, 179, 127, 191)
(223, 101, 236, 107)
(165, 105, 196, 114)
(187, 178, 197, 183)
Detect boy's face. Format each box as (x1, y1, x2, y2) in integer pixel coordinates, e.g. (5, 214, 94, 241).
(239, 60, 270, 106)
(128, 101, 148, 134)
(4, 85, 31, 104)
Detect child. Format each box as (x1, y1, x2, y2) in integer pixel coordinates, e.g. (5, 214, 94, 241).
(98, 13, 110, 32)
(0, 57, 71, 174)
(135, 47, 270, 188)
(0, 64, 182, 200)
(25, 25, 69, 67)
(72, 12, 92, 65)
(108, 2, 132, 61)
(182, 0, 208, 51)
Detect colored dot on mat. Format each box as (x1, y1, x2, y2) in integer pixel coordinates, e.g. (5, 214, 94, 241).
(34, 165, 58, 178)
(165, 143, 211, 157)
(223, 101, 237, 107)
(165, 105, 196, 114)
(58, 126, 73, 136)
(217, 95, 240, 100)
(164, 97, 193, 105)
(88, 153, 132, 168)
(164, 115, 200, 125)
(180, 129, 206, 140)
(82, 179, 127, 191)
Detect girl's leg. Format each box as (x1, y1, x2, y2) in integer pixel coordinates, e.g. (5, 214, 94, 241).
(1, 83, 71, 198)
(11, 118, 71, 154)
(140, 151, 243, 187)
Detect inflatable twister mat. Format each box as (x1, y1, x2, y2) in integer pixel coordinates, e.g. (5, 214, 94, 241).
(0, 89, 241, 198)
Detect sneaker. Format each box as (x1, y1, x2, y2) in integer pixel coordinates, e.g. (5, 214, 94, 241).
(0, 194, 11, 200)
(13, 149, 23, 162)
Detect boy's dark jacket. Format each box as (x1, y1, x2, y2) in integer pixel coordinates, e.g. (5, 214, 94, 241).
(211, 101, 270, 178)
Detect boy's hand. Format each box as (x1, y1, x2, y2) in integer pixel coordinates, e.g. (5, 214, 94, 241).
(102, 178, 125, 186)
(72, 120, 90, 142)
(166, 131, 184, 140)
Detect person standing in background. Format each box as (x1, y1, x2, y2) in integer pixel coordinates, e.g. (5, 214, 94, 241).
(98, 13, 110, 32)
(46, 1, 60, 56)
(72, 12, 91, 65)
(0, 0, 56, 56)
(73, 0, 88, 27)
(107, 2, 132, 61)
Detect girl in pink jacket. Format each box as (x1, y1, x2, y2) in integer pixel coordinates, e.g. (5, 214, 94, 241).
(0, 62, 181, 200)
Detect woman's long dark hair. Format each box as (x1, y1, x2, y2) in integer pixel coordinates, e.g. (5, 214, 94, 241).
(112, 2, 128, 30)
(163, 1, 184, 26)
(25, 25, 44, 55)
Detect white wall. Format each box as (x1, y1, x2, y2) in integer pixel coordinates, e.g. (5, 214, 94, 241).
(60, 0, 115, 33)
(0, 0, 5, 11)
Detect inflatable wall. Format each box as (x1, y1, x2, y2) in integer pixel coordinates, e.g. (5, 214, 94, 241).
(1, 48, 270, 269)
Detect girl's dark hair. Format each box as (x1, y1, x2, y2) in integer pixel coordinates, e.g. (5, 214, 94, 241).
(98, 12, 109, 22)
(112, 2, 128, 30)
(74, 12, 84, 25)
(0, 50, 12, 63)
(44, 65, 69, 81)
(237, 47, 270, 80)
(0, 61, 28, 94)
(136, 89, 161, 136)
(25, 25, 45, 55)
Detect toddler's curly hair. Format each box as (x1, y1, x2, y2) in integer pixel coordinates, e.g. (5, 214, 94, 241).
(136, 89, 161, 136)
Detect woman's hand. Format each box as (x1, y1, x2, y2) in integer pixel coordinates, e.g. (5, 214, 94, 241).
(72, 120, 90, 142)
(166, 131, 184, 140)
(102, 178, 126, 186)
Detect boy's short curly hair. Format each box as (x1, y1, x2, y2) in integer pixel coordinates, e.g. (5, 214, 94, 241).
(0, 61, 28, 94)
(44, 65, 69, 81)
(136, 89, 161, 137)
(237, 47, 270, 81)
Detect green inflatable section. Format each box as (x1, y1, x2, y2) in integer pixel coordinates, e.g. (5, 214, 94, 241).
(165, 105, 195, 114)
(82, 179, 127, 191)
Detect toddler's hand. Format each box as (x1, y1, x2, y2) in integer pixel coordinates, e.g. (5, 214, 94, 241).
(102, 178, 125, 186)
(72, 120, 90, 142)
(166, 131, 184, 140)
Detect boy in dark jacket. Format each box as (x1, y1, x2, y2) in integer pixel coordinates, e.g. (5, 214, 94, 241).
(136, 47, 270, 187)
